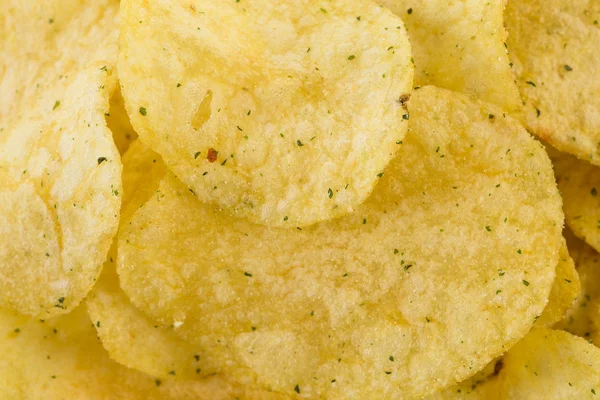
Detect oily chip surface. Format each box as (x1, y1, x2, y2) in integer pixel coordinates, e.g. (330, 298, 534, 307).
(118, 87, 563, 399)
(119, 0, 414, 227)
(505, 0, 600, 164)
(379, 0, 521, 113)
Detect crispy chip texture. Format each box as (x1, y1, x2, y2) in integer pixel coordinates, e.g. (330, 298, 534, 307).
(535, 240, 580, 327)
(550, 147, 600, 253)
(556, 231, 600, 345)
(0, 303, 260, 400)
(0, 65, 121, 317)
(505, 0, 600, 164)
(378, 0, 521, 113)
(429, 328, 600, 399)
(0, 0, 119, 128)
(118, 87, 562, 398)
(119, 0, 414, 227)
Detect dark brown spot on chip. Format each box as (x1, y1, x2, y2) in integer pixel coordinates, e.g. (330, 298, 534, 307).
(207, 148, 218, 163)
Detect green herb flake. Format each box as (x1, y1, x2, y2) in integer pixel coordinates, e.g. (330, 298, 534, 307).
(139, 107, 147, 116)
(389, 356, 394, 361)
(564, 64, 573, 71)
(592, 188, 598, 196)
(53, 100, 60, 110)
(526, 81, 536, 87)
(328, 188, 333, 199)
(244, 271, 253, 277)
(297, 139, 304, 147)
(522, 280, 530, 287)
(348, 55, 356, 61)
(294, 385, 300, 394)
(485, 226, 492, 232)
(97, 157, 107, 165)
(498, 269, 505, 276)
(402, 114, 410, 120)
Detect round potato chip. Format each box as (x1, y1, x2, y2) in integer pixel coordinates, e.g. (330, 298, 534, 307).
(0, 0, 119, 128)
(549, 147, 600, 253)
(118, 0, 414, 227)
(378, 0, 521, 113)
(556, 231, 600, 345)
(118, 86, 563, 398)
(0, 302, 283, 400)
(505, 0, 600, 164)
(0, 65, 122, 317)
(428, 328, 600, 399)
(88, 142, 290, 399)
(535, 239, 580, 327)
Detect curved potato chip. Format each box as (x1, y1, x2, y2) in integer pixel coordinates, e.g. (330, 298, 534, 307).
(535, 239, 580, 327)
(505, 0, 600, 164)
(118, 86, 563, 398)
(428, 328, 600, 399)
(378, 0, 521, 113)
(550, 147, 600, 253)
(88, 142, 289, 399)
(106, 86, 137, 155)
(0, 65, 122, 317)
(556, 231, 600, 345)
(0, 303, 250, 400)
(0, 0, 119, 128)
(119, 0, 414, 227)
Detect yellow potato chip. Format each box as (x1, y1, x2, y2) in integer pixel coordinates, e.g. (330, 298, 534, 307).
(0, 0, 119, 128)
(0, 65, 122, 317)
(505, 0, 600, 164)
(119, 0, 414, 227)
(118, 87, 563, 398)
(535, 240, 580, 327)
(550, 147, 600, 253)
(88, 142, 289, 399)
(428, 328, 600, 399)
(378, 0, 521, 113)
(106, 86, 138, 155)
(556, 231, 600, 345)
(0, 303, 255, 400)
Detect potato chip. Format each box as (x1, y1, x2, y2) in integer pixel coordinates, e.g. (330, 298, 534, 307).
(378, 0, 521, 113)
(535, 240, 580, 327)
(0, 0, 119, 128)
(549, 147, 600, 253)
(0, 64, 122, 317)
(106, 86, 137, 155)
(118, 0, 414, 227)
(505, 0, 600, 164)
(88, 142, 290, 398)
(0, 303, 227, 399)
(556, 231, 600, 345)
(428, 328, 600, 399)
(118, 86, 563, 398)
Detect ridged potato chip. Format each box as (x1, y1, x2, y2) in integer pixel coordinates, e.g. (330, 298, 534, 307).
(118, 87, 563, 398)
(118, 0, 414, 227)
(428, 328, 600, 399)
(550, 147, 600, 253)
(505, 0, 600, 164)
(0, 302, 279, 400)
(0, 65, 121, 317)
(556, 231, 600, 345)
(535, 240, 580, 327)
(0, 0, 119, 128)
(378, 0, 521, 113)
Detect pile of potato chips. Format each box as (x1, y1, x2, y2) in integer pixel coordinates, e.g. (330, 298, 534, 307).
(1, 0, 600, 398)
